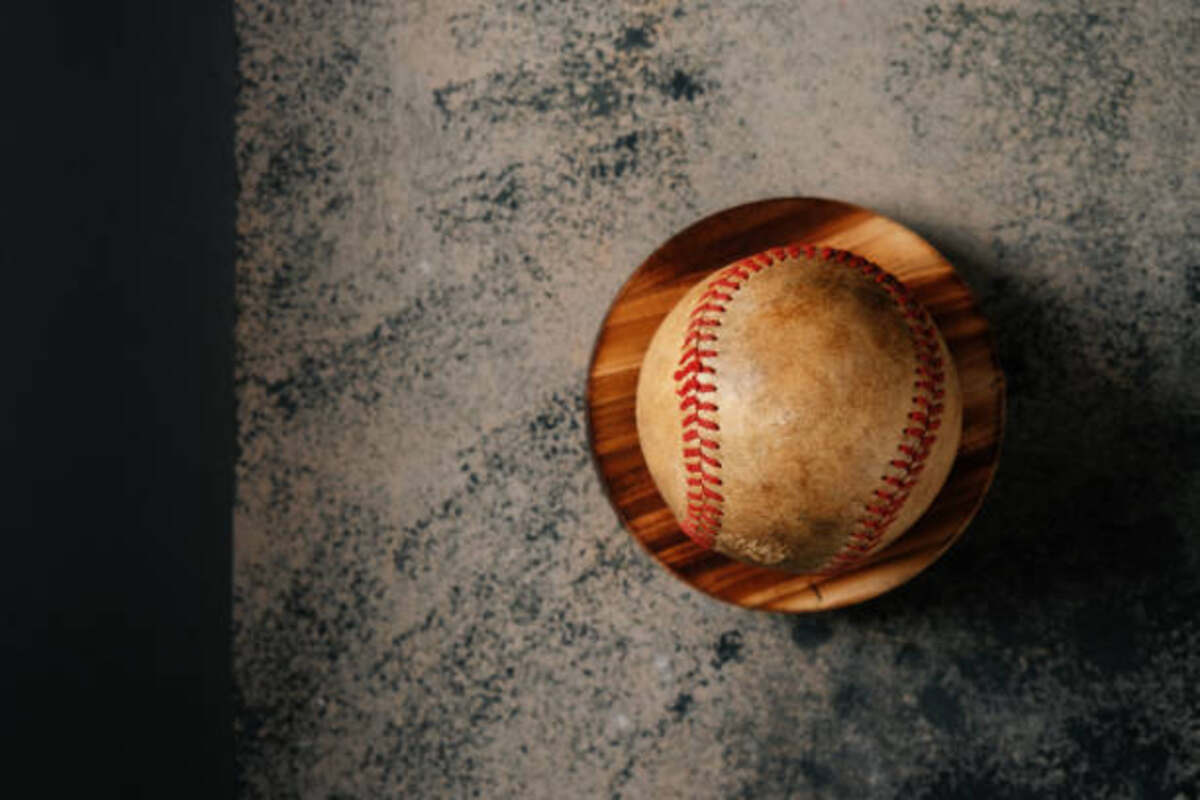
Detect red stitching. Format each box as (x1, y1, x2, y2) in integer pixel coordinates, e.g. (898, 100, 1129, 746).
(674, 250, 781, 547)
(691, 302, 727, 317)
(674, 360, 715, 380)
(678, 348, 718, 365)
(813, 247, 948, 574)
(687, 317, 721, 331)
(671, 243, 947, 567)
(679, 397, 717, 412)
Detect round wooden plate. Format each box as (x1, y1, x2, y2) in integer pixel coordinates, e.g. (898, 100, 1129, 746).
(586, 197, 1005, 612)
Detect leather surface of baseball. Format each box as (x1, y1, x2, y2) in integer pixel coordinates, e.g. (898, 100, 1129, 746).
(636, 244, 963, 575)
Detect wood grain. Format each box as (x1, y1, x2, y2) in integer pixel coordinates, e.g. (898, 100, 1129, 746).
(586, 198, 1005, 612)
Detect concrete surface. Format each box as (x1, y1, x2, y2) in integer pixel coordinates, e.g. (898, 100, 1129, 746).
(233, 1, 1199, 797)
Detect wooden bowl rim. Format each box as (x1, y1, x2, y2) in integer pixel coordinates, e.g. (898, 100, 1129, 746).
(586, 196, 1006, 612)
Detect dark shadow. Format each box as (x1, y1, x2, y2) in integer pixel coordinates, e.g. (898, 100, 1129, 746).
(833, 225, 1199, 651)
(774, 219, 1198, 796)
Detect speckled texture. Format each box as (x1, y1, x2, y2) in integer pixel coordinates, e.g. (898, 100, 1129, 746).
(233, 1, 1199, 797)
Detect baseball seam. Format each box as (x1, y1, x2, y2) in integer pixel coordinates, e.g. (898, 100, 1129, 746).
(671, 244, 947, 574)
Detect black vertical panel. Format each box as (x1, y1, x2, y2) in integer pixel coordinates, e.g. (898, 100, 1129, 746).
(2, 2, 234, 796)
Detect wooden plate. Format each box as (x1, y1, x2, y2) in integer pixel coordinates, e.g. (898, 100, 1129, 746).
(586, 197, 1005, 612)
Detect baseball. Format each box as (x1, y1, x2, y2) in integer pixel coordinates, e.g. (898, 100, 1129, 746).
(635, 244, 963, 576)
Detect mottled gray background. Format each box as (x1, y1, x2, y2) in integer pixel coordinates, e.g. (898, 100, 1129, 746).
(233, 1, 1199, 797)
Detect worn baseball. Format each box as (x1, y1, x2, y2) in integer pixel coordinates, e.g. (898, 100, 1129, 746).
(636, 244, 963, 576)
